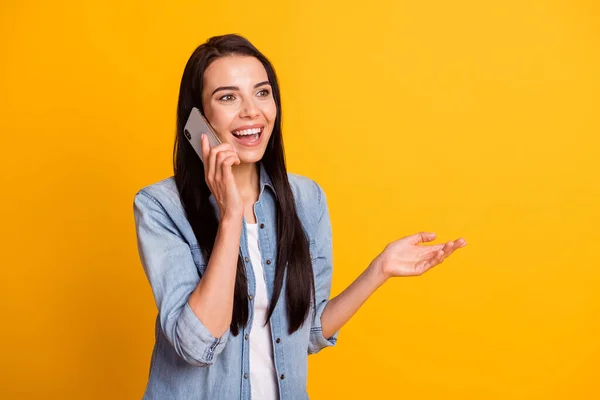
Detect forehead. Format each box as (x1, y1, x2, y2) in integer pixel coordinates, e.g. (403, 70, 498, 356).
(203, 55, 268, 90)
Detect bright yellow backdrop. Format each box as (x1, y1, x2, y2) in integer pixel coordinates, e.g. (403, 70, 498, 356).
(1, 0, 599, 399)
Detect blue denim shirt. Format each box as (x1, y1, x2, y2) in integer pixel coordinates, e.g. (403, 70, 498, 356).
(133, 163, 338, 399)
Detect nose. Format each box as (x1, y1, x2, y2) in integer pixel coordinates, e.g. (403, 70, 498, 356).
(239, 97, 259, 119)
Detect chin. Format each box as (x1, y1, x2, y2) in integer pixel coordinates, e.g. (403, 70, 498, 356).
(237, 151, 266, 164)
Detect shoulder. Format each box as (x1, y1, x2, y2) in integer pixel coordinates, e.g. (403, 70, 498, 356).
(132, 176, 201, 246)
(287, 172, 325, 206)
(286, 173, 328, 233)
(135, 175, 177, 201)
(133, 176, 184, 217)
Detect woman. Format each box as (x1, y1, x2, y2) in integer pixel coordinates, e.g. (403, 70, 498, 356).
(133, 33, 466, 400)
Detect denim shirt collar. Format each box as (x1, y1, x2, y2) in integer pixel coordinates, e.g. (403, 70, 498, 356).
(258, 161, 275, 197)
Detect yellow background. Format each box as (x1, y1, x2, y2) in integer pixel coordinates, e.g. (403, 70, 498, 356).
(1, 0, 599, 398)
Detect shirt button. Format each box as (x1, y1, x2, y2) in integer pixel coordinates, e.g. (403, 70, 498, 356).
(260, 223, 265, 229)
(244, 257, 249, 263)
(266, 259, 271, 265)
(249, 294, 254, 301)
(280, 374, 285, 380)
(244, 373, 248, 379)
(275, 338, 281, 344)
(245, 334, 249, 340)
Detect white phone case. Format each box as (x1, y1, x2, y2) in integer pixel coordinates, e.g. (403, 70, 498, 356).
(183, 107, 221, 163)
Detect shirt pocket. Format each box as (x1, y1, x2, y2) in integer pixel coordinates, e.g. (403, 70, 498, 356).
(190, 246, 208, 275)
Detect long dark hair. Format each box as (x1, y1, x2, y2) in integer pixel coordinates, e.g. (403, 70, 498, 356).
(173, 34, 314, 336)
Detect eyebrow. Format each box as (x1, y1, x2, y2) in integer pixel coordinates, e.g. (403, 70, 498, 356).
(211, 80, 271, 96)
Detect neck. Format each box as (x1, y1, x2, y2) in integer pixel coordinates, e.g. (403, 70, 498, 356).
(232, 162, 260, 202)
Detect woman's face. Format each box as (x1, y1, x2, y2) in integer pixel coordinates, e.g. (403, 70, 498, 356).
(201, 55, 277, 164)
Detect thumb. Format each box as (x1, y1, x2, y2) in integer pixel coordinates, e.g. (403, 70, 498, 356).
(407, 232, 436, 245)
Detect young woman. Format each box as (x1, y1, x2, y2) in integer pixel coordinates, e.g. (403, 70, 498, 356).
(133, 34, 466, 400)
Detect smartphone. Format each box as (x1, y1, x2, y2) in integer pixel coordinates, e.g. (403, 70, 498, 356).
(183, 107, 221, 163)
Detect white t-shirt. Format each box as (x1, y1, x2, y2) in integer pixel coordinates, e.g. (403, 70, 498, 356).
(246, 223, 279, 400)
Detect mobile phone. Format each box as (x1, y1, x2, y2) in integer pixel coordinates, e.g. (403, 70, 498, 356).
(183, 107, 221, 163)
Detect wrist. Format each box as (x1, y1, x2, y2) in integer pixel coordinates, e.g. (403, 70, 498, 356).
(220, 211, 243, 226)
(367, 256, 389, 288)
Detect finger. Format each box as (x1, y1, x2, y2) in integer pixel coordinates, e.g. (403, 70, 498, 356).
(427, 249, 445, 271)
(221, 156, 239, 184)
(427, 243, 446, 252)
(207, 145, 219, 186)
(222, 156, 237, 188)
(208, 145, 235, 185)
(439, 241, 454, 260)
(456, 237, 467, 247)
(418, 243, 445, 266)
(212, 142, 236, 153)
(200, 134, 209, 167)
(408, 232, 436, 245)
(418, 248, 444, 272)
(214, 151, 222, 185)
(214, 150, 236, 184)
(222, 155, 240, 167)
(219, 154, 239, 171)
(435, 247, 446, 264)
(439, 239, 465, 263)
(419, 241, 451, 266)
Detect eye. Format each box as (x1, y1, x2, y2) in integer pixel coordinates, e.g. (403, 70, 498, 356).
(218, 94, 235, 102)
(257, 89, 270, 97)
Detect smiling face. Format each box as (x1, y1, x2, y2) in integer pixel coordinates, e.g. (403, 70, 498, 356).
(201, 55, 277, 164)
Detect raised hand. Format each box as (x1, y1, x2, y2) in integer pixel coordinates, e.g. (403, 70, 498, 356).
(201, 133, 243, 219)
(374, 232, 466, 279)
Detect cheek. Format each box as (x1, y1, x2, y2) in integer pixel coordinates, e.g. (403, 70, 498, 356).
(262, 101, 277, 123)
(205, 104, 237, 132)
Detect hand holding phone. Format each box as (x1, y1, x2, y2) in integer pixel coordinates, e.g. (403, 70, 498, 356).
(186, 108, 243, 218)
(183, 107, 222, 164)
(201, 134, 243, 219)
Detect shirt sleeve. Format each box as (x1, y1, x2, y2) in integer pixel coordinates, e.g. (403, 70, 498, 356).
(133, 190, 229, 367)
(308, 181, 339, 354)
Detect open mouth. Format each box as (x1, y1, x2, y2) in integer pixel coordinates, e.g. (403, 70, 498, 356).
(231, 127, 264, 146)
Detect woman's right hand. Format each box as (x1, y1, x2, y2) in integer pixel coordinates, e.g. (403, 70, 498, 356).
(201, 133, 243, 220)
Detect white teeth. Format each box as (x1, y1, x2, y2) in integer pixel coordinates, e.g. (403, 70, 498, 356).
(232, 127, 262, 136)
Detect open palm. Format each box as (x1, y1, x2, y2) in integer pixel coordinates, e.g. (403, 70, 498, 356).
(376, 232, 467, 278)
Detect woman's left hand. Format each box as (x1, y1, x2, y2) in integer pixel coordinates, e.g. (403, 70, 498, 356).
(373, 232, 467, 280)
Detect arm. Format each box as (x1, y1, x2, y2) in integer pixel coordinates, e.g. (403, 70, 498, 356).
(187, 212, 242, 338)
(314, 196, 467, 340)
(307, 182, 338, 354)
(189, 134, 246, 337)
(188, 212, 242, 337)
(134, 190, 242, 367)
(321, 236, 467, 340)
(320, 261, 386, 339)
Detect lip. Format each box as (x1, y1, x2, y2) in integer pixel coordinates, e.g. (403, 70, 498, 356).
(231, 126, 264, 148)
(231, 123, 264, 133)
